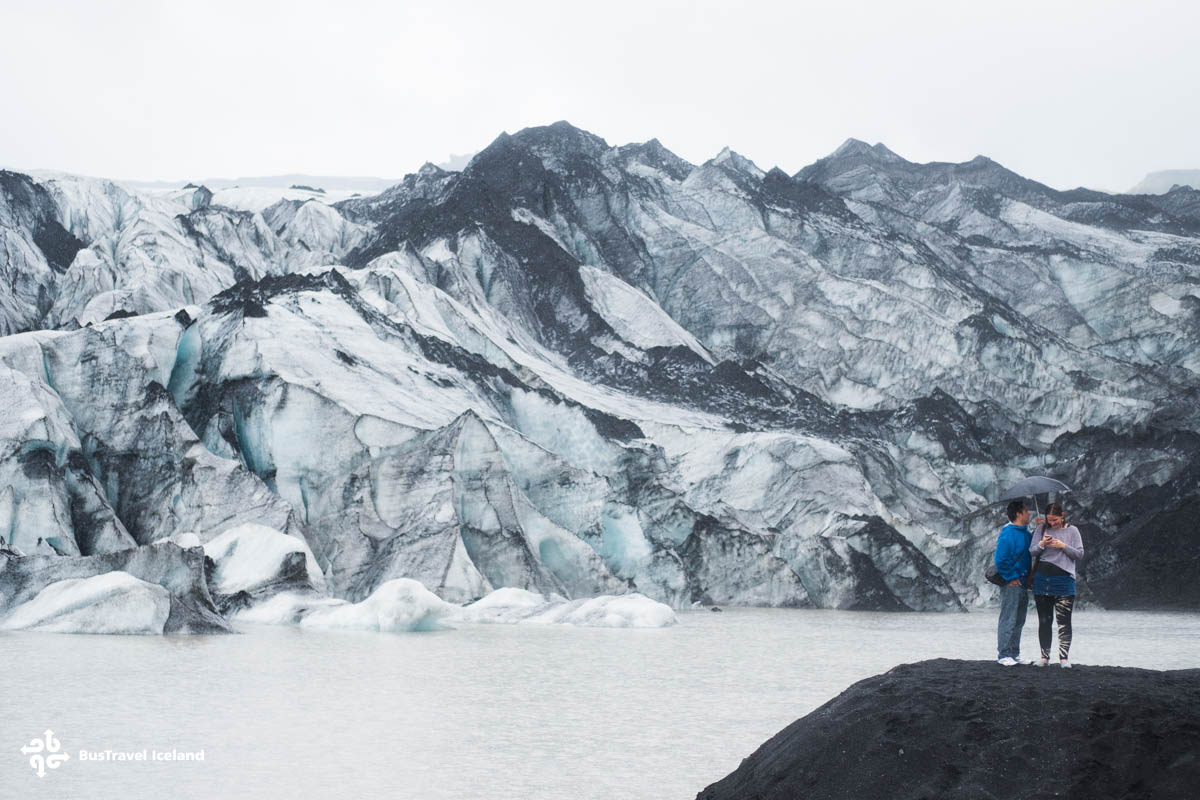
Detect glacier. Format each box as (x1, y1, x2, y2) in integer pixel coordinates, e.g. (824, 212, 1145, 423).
(2, 121, 1199, 629)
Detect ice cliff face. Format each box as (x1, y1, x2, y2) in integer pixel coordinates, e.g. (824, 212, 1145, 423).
(2, 122, 1198, 621)
(0, 171, 366, 332)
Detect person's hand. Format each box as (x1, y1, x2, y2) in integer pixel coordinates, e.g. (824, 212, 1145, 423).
(1033, 515, 1046, 527)
(1008, 578, 1022, 587)
(1041, 534, 1054, 547)
(1049, 538, 1066, 550)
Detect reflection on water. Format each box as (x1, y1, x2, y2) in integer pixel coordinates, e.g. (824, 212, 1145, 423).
(3, 608, 1198, 800)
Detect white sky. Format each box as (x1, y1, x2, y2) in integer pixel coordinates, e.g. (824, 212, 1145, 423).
(2, 0, 1196, 191)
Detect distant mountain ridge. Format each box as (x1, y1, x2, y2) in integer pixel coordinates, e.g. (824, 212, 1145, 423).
(1128, 168, 1200, 195)
(117, 173, 403, 192)
(0, 170, 404, 193)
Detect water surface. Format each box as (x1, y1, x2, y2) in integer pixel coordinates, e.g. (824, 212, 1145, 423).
(3, 608, 1198, 799)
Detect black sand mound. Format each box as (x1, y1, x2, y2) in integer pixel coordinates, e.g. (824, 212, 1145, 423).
(697, 658, 1200, 800)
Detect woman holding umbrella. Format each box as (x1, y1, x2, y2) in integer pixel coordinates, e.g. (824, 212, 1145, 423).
(1029, 503, 1084, 668)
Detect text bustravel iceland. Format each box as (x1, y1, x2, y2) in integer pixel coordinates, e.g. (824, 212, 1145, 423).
(21, 730, 206, 779)
(79, 748, 205, 761)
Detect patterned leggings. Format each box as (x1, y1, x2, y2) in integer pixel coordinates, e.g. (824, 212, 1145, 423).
(1034, 594, 1074, 660)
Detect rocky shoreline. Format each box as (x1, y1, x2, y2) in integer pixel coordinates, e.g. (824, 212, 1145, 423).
(697, 658, 1200, 800)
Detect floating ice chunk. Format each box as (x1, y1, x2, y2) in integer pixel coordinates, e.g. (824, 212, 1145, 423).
(0, 572, 170, 635)
(452, 587, 558, 622)
(231, 591, 348, 626)
(537, 594, 678, 627)
(203, 524, 326, 594)
(299, 579, 454, 632)
(454, 588, 677, 628)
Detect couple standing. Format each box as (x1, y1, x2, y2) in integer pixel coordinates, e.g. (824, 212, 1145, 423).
(994, 499, 1084, 667)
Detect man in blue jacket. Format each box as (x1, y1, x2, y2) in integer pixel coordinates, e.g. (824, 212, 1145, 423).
(994, 500, 1033, 665)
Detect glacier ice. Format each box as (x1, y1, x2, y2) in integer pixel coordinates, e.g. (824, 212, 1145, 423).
(202, 523, 325, 595)
(298, 578, 454, 633)
(0, 571, 170, 634)
(3, 123, 1199, 616)
(0, 541, 231, 633)
(152, 532, 201, 549)
(231, 590, 348, 626)
(452, 587, 678, 628)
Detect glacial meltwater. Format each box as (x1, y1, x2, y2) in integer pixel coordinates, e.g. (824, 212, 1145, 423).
(4, 608, 1199, 799)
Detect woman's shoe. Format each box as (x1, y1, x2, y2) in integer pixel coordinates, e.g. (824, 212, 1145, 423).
(1060, 659, 1072, 669)
(1034, 658, 1049, 667)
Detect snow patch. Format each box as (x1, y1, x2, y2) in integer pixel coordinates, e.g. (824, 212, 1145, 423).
(826, 376, 888, 409)
(421, 238, 455, 263)
(152, 532, 201, 548)
(577, 265, 714, 362)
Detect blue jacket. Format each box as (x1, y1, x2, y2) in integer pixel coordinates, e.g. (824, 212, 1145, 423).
(994, 523, 1032, 582)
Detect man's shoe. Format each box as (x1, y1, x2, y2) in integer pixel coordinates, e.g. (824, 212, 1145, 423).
(997, 657, 1019, 666)
(1013, 656, 1035, 665)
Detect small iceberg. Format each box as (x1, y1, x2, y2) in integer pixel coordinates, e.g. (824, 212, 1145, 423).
(298, 579, 454, 632)
(233, 583, 678, 631)
(231, 590, 347, 626)
(0, 571, 170, 634)
(453, 587, 678, 628)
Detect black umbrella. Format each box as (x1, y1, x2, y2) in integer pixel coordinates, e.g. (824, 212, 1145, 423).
(997, 476, 1071, 516)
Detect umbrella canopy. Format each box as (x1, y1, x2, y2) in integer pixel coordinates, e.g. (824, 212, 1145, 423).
(997, 476, 1072, 502)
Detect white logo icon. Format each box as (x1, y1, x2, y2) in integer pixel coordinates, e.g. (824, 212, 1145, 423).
(21, 730, 70, 778)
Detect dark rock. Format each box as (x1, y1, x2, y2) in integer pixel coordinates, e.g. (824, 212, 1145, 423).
(697, 658, 1200, 800)
(1048, 426, 1200, 609)
(1, 169, 86, 273)
(208, 270, 357, 318)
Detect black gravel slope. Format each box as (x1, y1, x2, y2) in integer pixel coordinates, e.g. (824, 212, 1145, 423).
(697, 658, 1200, 800)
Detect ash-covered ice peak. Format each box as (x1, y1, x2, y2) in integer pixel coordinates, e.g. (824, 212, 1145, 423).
(707, 146, 767, 179)
(829, 137, 904, 163)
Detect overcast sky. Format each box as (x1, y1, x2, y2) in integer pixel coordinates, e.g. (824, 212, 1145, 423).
(2, 0, 1196, 191)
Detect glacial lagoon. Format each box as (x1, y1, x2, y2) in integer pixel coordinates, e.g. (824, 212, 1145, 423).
(4, 608, 1199, 800)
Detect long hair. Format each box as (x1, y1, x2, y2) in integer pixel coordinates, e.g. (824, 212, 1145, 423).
(1045, 502, 1066, 526)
